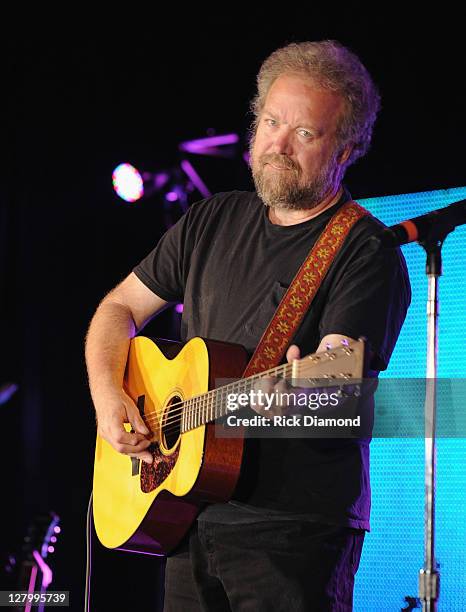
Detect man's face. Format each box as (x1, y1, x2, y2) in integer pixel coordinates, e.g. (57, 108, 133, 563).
(250, 73, 350, 210)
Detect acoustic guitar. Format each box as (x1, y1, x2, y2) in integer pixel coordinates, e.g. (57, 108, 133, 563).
(93, 336, 364, 555)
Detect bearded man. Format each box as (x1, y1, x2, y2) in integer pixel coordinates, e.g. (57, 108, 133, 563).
(86, 40, 411, 611)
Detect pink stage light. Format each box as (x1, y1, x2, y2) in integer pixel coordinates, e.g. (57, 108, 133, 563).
(175, 303, 184, 313)
(25, 564, 38, 612)
(33, 551, 53, 589)
(179, 133, 239, 155)
(166, 191, 179, 202)
(112, 163, 144, 202)
(180, 160, 211, 198)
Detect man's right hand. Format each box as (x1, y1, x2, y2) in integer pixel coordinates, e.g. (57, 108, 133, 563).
(85, 273, 169, 465)
(94, 388, 153, 464)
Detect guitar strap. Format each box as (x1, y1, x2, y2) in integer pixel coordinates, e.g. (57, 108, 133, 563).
(242, 199, 370, 377)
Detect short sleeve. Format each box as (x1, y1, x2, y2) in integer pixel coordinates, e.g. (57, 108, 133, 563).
(132, 202, 202, 302)
(319, 232, 411, 371)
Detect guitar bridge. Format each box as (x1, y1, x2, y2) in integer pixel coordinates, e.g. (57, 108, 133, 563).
(131, 457, 140, 476)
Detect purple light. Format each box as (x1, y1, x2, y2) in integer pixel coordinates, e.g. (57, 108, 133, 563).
(152, 172, 170, 190)
(32, 551, 53, 589)
(54, 526, 61, 534)
(179, 133, 239, 155)
(180, 160, 211, 198)
(25, 564, 38, 612)
(118, 547, 165, 557)
(175, 303, 184, 313)
(0, 382, 18, 405)
(166, 191, 179, 202)
(47, 546, 54, 553)
(50, 536, 57, 543)
(112, 163, 144, 202)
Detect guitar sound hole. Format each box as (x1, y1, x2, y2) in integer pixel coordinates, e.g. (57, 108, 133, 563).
(162, 395, 182, 450)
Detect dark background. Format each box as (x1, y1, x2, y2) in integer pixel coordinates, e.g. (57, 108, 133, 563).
(2, 11, 465, 610)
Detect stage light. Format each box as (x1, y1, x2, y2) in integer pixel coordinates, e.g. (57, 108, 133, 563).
(180, 160, 211, 198)
(112, 163, 144, 202)
(112, 162, 172, 203)
(0, 382, 18, 405)
(32, 551, 53, 588)
(112, 130, 244, 208)
(179, 133, 239, 157)
(165, 191, 179, 202)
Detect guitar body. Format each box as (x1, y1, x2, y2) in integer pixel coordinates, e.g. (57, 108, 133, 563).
(93, 336, 248, 555)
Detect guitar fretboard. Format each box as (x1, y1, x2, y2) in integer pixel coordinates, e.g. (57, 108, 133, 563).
(178, 343, 359, 433)
(180, 362, 293, 432)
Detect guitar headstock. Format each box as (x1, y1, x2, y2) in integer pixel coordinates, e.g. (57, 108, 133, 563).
(292, 338, 365, 386)
(4, 512, 60, 591)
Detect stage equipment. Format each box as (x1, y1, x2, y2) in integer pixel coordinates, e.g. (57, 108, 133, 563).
(112, 132, 243, 206)
(375, 198, 466, 612)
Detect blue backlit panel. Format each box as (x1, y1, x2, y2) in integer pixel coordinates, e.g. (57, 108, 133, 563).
(353, 186, 466, 611)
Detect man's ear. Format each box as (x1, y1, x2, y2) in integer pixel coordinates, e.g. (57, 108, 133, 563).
(337, 144, 353, 166)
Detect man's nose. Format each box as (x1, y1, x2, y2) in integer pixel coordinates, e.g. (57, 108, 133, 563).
(271, 128, 294, 155)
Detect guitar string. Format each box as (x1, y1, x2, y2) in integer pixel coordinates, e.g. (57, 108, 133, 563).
(138, 357, 331, 431)
(138, 362, 318, 440)
(140, 355, 353, 435)
(141, 361, 295, 430)
(136, 351, 355, 436)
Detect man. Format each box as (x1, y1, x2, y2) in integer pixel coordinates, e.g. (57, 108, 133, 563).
(86, 40, 411, 610)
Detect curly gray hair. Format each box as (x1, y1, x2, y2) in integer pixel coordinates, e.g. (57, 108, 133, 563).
(250, 40, 381, 167)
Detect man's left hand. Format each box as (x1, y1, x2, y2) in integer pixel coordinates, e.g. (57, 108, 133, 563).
(250, 344, 301, 418)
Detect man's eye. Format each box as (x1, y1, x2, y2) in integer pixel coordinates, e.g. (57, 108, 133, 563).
(265, 118, 277, 127)
(298, 129, 313, 139)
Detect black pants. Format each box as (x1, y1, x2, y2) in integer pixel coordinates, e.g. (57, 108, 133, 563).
(163, 520, 365, 612)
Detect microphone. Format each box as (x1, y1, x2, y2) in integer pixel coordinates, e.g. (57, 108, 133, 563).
(373, 199, 466, 248)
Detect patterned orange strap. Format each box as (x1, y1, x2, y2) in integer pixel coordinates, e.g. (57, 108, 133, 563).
(243, 200, 370, 377)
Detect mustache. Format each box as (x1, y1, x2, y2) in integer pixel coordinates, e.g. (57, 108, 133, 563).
(259, 154, 300, 172)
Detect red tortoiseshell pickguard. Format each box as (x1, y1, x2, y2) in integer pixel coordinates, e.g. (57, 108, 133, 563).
(140, 443, 180, 493)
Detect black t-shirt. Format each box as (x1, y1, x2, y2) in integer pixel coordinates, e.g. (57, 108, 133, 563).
(133, 189, 411, 530)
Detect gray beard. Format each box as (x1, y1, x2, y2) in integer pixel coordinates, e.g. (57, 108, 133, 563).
(251, 154, 338, 211)
(253, 170, 331, 211)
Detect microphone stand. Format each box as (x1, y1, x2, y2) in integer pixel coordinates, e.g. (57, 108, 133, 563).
(376, 201, 466, 611)
(417, 233, 445, 612)
(407, 224, 456, 611)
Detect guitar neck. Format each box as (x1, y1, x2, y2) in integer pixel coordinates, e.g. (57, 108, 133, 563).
(180, 340, 363, 433)
(180, 362, 290, 432)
